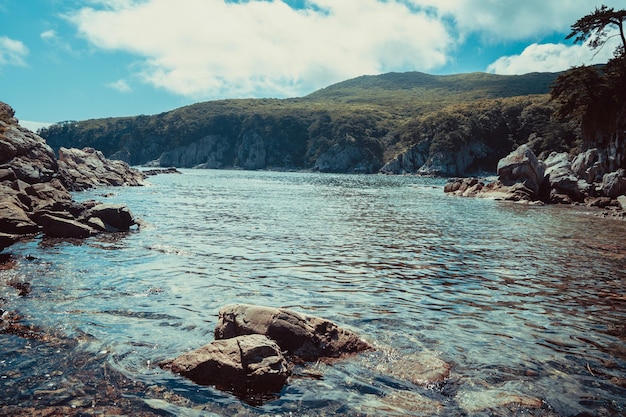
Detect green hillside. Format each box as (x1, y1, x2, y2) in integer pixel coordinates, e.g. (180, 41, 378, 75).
(39, 70, 570, 174)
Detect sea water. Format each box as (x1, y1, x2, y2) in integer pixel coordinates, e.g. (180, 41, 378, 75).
(1, 169, 625, 416)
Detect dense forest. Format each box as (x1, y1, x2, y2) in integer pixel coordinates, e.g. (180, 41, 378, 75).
(39, 71, 571, 175)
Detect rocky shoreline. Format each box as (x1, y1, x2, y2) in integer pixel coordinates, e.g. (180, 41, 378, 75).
(444, 144, 626, 218)
(1, 102, 147, 253)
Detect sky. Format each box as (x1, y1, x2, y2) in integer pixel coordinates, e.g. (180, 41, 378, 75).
(0, 0, 623, 130)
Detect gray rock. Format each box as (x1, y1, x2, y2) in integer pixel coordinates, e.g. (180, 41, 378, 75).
(314, 141, 379, 174)
(571, 148, 609, 183)
(57, 147, 145, 191)
(496, 144, 545, 199)
(161, 334, 290, 395)
(542, 152, 584, 202)
(601, 169, 626, 198)
(618, 195, 626, 210)
(215, 304, 372, 361)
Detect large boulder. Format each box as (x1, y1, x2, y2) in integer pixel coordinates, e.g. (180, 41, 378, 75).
(215, 304, 372, 361)
(571, 148, 609, 183)
(161, 334, 290, 395)
(496, 145, 545, 199)
(602, 169, 626, 198)
(542, 152, 585, 203)
(82, 203, 136, 232)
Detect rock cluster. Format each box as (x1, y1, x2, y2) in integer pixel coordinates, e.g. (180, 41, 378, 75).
(445, 144, 626, 215)
(161, 304, 372, 398)
(1, 101, 145, 251)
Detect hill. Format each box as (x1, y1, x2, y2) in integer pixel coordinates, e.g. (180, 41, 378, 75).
(39, 70, 572, 175)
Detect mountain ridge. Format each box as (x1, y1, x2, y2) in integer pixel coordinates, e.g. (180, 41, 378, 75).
(39, 69, 569, 175)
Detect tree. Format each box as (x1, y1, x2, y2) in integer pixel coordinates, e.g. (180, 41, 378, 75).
(551, 4, 626, 159)
(566, 5, 626, 56)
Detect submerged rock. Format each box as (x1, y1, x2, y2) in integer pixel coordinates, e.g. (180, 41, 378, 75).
(214, 304, 372, 361)
(161, 334, 290, 395)
(377, 351, 451, 388)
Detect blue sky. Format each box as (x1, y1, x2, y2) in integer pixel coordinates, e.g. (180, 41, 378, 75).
(0, 0, 623, 130)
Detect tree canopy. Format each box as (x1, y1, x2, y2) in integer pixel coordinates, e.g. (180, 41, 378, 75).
(551, 4, 626, 159)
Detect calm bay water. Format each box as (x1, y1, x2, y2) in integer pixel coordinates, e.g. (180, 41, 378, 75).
(1, 169, 625, 416)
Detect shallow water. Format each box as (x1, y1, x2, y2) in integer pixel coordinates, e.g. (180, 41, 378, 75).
(1, 170, 625, 416)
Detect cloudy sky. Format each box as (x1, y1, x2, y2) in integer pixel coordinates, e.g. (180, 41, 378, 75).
(0, 0, 622, 129)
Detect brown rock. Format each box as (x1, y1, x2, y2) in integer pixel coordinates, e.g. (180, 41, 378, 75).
(36, 213, 96, 238)
(83, 203, 136, 231)
(161, 334, 290, 395)
(456, 389, 543, 413)
(0, 198, 39, 235)
(215, 304, 372, 361)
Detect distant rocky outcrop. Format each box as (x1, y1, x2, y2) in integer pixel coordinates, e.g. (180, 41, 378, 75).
(0, 102, 144, 252)
(444, 143, 626, 216)
(57, 147, 145, 191)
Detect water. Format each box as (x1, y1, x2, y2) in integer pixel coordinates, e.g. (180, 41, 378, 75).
(1, 169, 625, 416)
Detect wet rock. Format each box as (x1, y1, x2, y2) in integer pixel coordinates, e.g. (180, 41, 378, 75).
(82, 203, 136, 232)
(456, 389, 543, 413)
(380, 390, 443, 415)
(36, 213, 96, 238)
(378, 351, 451, 388)
(497, 144, 545, 199)
(444, 177, 484, 197)
(161, 334, 290, 395)
(214, 304, 372, 361)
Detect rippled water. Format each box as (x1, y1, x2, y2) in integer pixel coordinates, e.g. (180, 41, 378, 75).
(1, 170, 625, 416)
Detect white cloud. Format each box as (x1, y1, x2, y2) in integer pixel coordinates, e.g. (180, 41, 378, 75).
(40, 29, 57, 42)
(67, 0, 453, 99)
(107, 79, 133, 93)
(486, 37, 620, 75)
(409, 0, 626, 41)
(0, 36, 28, 68)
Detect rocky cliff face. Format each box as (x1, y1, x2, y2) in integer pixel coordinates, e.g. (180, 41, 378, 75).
(0, 102, 145, 252)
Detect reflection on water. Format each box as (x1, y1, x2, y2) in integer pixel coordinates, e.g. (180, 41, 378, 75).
(1, 169, 625, 416)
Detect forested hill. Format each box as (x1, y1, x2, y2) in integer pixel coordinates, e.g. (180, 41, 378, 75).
(39, 70, 569, 175)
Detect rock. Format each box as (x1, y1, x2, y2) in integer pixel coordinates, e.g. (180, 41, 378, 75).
(378, 351, 451, 388)
(214, 304, 372, 361)
(456, 389, 543, 413)
(0, 232, 18, 251)
(601, 169, 626, 198)
(314, 142, 380, 174)
(0, 198, 39, 235)
(443, 177, 484, 197)
(161, 334, 290, 395)
(496, 144, 545, 199)
(82, 203, 136, 232)
(618, 195, 626, 210)
(571, 148, 609, 183)
(542, 152, 584, 202)
(0, 101, 142, 251)
(35, 213, 96, 238)
(419, 142, 491, 176)
(380, 142, 429, 174)
(57, 147, 145, 191)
